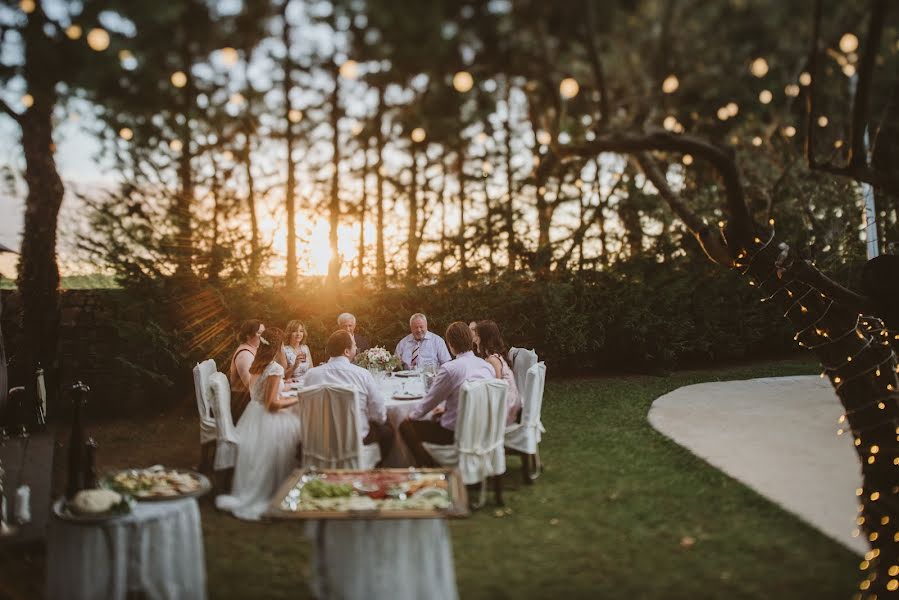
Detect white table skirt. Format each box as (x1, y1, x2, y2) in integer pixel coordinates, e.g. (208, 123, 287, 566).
(46, 497, 206, 600)
(308, 518, 458, 600)
(380, 375, 429, 468)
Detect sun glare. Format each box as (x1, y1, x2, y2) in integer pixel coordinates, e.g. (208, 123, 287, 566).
(259, 215, 374, 277)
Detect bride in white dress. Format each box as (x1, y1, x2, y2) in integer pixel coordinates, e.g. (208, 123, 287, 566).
(216, 327, 302, 520)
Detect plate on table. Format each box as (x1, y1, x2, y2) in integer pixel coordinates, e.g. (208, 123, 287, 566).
(102, 466, 211, 502)
(393, 370, 419, 378)
(52, 494, 134, 524)
(392, 392, 423, 401)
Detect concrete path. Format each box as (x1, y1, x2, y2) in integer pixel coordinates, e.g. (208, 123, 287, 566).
(648, 375, 866, 555)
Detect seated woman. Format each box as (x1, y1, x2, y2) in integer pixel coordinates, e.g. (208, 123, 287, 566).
(283, 320, 313, 379)
(475, 320, 521, 425)
(216, 328, 302, 521)
(228, 319, 264, 423)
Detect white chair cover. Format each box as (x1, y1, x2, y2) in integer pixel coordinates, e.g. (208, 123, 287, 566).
(423, 379, 508, 489)
(505, 362, 547, 454)
(296, 384, 381, 470)
(208, 372, 239, 470)
(192, 360, 218, 445)
(509, 347, 537, 397)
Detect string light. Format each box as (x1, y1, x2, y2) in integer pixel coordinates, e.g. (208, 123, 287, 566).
(799, 72, 812, 86)
(119, 128, 133, 141)
(559, 77, 579, 99)
(453, 71, 474, 92)
(842, 64, 857, 77)
(663, 116, 677, 131)
(682, 154, 693, 165)
(170, 71, 187, 88)
(65, 25, 82, 40)
(20, 0, 35, 14)
(817, 116, 828, 127)
(169, 139, 183, 152)
(726, 102, 739, 117)
(536, 130, 552, 145)
(784, 126, 796, 137)
(288, 109, 303, 123)
(87, 28, 110, 52)
(21, 94, 33, 108)
(759, 90, 773, 104)
(785, 84, 800, 97)
(752, 136, 762, 147)
(662, 75, 679, 94)
(410, 127, 426, 143)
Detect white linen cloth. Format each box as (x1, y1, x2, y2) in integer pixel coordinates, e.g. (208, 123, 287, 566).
(380, 376, 427, 467)
(408, 351, 495, 430)
(303, 356, 386, 439)
(395, 331, 452, 369)
(505, 361, 547, 455)
(508, 347, 537, 399)
(308, 519, 458, 600)
(208, 372, 239, 470)
(192, 360, 218, 446)
(294, 384, 381, 469)
(423, 379, 508, 504)
(46, 498, 206, 600)
(215, 361, 301, 520)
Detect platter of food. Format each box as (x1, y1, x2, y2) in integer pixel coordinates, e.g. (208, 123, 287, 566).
(53, 490, 134, 524)
(267, 468, 469, 520)
(102, 466, 211, 501)
(392, 370, 419, 378)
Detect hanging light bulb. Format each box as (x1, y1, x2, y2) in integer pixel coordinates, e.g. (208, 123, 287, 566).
(750, 57, 769, 78)
(339, 60, 359, 80)
(21, 94, 34, 108)
(559, 77, 579, 99)
(840, 33, 859, 53)
(20, 0, 36, 14)
(799, 72, 812, 86)
(171, 71, 188, 88)
(785, 84, 800, 97)
(119, 128, 133, 141)
(288, 109, 303, 123)
(410, 127, 426, 143)
(452, 71, 474, 92)
(169, 139, 183, 152)
(759, 90, 773, 104)
(65, 25, 82, 40)
(661, 74, 679, 94)
(86, 28, 110, 51)
(220, 47, 239, 66)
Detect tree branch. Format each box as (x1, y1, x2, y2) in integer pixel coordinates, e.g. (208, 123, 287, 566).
(0, 98, 22, 125)
(633, 153, 732, 265)
(560, 130, 756, 247)
(804, 0, 823, 168)
(848, 0, 887, 170)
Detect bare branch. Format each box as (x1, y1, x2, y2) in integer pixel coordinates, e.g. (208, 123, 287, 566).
(0, 98, 22, 125)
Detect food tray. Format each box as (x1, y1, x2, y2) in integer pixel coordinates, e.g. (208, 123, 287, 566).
(52, 497, 133, 524)
(102, 467, 211, 502)
(266, 468, 469, 520)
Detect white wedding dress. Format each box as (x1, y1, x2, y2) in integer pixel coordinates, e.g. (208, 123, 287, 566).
(215, 361, 302, 520)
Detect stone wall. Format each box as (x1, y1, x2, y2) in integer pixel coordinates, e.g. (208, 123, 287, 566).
(1, 289, 175, 419)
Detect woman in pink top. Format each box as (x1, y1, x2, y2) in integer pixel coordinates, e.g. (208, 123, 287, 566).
(475, 320, 521, 425)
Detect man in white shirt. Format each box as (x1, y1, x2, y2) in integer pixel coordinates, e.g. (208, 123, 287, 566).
(394, 313, 452, 369)
(400, 322, 495, 467)
(337, 312, 371, 352)
(303, 330, 393, 464)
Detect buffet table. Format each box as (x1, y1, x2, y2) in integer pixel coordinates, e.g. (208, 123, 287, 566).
(46, 497, 206, 600)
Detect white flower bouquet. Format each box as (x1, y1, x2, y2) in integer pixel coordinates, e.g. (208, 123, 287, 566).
(355, 346, 401, 372)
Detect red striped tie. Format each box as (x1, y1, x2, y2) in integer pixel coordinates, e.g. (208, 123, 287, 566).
(411, 342, 420, 367)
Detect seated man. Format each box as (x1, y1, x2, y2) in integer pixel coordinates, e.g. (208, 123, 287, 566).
(394, 313, 452, 370)
(399, 322, 495, 467)
(303, 330, 393, 464)
(337, 312, 371, 353)
(228, 319, 264, 423)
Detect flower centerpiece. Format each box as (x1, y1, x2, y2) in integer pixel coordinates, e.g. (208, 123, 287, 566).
(355, 346, 401, 374)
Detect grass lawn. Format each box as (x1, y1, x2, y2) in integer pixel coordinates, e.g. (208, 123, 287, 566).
(0, 358, 858, 599)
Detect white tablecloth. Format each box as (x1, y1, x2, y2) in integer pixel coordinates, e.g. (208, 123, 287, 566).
(308, 518, 458, 600)
(46, 497, 206, 600)
(379, 375, 430, 467)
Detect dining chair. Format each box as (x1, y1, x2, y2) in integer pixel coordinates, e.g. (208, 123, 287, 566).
(504, 361, 546, 483)
(191, 359, 218, 474)
(296, 384, 381, 470)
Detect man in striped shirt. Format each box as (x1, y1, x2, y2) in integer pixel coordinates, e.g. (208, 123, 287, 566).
(394, 313, 451, 370)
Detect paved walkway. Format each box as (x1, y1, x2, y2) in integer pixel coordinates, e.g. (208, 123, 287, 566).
(648, 375, 866, 555)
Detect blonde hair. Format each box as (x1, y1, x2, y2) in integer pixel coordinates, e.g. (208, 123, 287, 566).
(285, 320, 307, 345)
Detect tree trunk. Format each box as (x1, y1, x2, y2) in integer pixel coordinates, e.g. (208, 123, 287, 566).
(357, 141, 368, 280)
(174, 138, 194, 278)
(483, 171, 496, 280)
(407, 144, 420, 283)
(282, 9, 298, 289)
(374, 86, 387, 289)
(244, 138, 261, 278)
(456, 144, 468, 275)
(503, 80, 518, 271)
(326, 65, 342, 288)
(17, 100, 63, 418)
